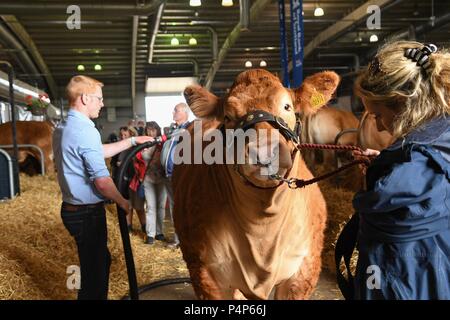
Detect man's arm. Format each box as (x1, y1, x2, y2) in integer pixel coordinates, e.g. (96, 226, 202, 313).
(94, 176, 130, 213)
(102, 136, 154, 158)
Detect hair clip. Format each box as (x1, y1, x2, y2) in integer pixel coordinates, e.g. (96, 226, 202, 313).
(368, 56, 383, 77)
(405, 43, 437, 70)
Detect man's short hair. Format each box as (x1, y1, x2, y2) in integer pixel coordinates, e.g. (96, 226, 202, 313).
(66, 75, 104, 106)
(174, 102, 190, 114)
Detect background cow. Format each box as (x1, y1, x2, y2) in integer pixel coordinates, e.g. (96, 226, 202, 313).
(0, 121, 54, 174)
(301, 106, 359, 171)
(173, 69, 340, 299)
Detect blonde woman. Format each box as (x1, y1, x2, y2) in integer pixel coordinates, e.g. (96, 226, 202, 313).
(337, 41, 450, 300)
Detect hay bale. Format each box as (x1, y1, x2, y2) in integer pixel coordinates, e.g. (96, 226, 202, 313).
(0, 173, 188, 300)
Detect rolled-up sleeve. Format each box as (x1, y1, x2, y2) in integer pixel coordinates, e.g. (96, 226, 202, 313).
(77, 130, 110, 181)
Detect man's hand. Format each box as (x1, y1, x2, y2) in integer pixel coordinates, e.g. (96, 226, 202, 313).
(118, 198, 132, 216)
(135, 136, 154, 144)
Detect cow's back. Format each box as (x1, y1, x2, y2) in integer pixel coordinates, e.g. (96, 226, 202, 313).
(0, 121, 55, 173)
(306, 107, 359, 145)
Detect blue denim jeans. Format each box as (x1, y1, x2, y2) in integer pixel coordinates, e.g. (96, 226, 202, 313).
(61, 203, 111, 300)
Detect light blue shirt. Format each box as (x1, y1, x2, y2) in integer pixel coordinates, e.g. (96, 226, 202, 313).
(53, 109, 110, 205)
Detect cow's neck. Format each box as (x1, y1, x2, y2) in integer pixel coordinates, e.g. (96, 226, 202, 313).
(223, 154, 306, 231)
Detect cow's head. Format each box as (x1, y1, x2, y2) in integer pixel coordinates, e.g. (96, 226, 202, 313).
(184, 69, 339, 188)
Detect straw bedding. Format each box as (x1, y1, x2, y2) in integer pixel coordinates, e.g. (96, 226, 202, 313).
(0, 166, 358, 299)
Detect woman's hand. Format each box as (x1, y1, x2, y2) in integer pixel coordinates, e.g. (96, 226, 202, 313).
(352, 148, 380, 175)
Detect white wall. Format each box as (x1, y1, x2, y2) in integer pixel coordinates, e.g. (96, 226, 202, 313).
(145, 94, 195, 129)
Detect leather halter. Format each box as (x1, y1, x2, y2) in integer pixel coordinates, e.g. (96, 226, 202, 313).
(219, 109, 302, 189)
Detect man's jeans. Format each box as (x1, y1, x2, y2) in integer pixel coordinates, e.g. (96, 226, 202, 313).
(61, 203, 111, 300)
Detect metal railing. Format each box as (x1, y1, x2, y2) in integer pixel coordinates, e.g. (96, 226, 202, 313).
(0, 148, 15, 199)
(0, 144, 45, 175)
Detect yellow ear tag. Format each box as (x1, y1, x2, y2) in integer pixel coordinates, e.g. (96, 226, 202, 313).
(310, 90, 326, 109)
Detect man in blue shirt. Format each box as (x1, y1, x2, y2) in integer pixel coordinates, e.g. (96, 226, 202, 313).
(53, 75, 152, 300)
(161, 103, 191, 248)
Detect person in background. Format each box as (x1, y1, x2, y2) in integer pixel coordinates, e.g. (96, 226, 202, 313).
(136, 120, 146, 136)
(141, 121, 167, 245)
(337, 41, 450, 300)
(53, 75, 152, 300)
(117, 126, 146, 233)
(160, 102, 191, 248)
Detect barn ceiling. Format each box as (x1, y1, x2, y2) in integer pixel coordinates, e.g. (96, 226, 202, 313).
(0, 0, 449, 108)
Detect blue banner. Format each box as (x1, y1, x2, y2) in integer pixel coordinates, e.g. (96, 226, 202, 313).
(290, 0, 304, 86)
(278, 0, 290, 88)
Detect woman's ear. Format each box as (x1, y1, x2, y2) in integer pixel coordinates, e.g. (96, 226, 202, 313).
(293, 71, 340, 115)
(184, 85, 221, 120)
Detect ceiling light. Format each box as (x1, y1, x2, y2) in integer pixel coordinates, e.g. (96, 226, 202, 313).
(259, 60, 267, 67)
(189, 37, 197, 45)
(77, 64, 85, 71)
(94, 64, 102, 71)
(189, 0, 201, 7)
(171, 37, 179, 45)
(369, 34, 379, 42)
(222, 0, 233, 6)
(245, 61, 252, 68)
(314, 6, 324, 17)
(245, 48, 251, 52)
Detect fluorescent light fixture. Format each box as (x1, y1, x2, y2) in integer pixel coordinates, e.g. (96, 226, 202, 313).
(171, 37, 179, 45)
(77, 64, 85, 71)
(369, 34, 379, 42)
(245, 61, 252, 68)
(190, 0, 201, 7)
(189, 37, 197, 45)
(222, 0, 233, 6)
(314, 7, 324, 17)
(259, 60, 267, 67)
(94, 64, 102, 71)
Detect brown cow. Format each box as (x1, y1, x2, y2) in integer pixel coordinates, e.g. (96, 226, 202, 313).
(357, 112, 393, 151)
(301, 106, 359, 170)
(173, 69, 340, 299)
(0, 121, 55, 174)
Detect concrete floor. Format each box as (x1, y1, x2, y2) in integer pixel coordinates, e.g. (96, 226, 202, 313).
(138, 270, 343, 300)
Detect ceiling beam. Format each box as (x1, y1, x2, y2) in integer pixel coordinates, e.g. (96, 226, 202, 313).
(288, 0, 399, 72)
(204, 0, 272, 89)
(0, 0, 167, 16)
(1, 15, 59, 99)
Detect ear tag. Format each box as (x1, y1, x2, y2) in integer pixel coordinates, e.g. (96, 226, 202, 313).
(310, 90, 326, 109)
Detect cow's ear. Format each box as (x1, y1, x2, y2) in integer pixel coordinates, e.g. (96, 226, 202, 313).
(184, 85, 221, 119)
(293, 71, 340, 115)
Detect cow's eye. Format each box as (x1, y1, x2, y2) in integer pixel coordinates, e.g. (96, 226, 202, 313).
(284, 104, 292, 111)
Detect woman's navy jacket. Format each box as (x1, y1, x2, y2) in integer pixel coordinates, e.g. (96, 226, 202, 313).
(353, 116, 450, 299)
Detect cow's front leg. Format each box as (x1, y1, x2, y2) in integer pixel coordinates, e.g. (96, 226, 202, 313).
(273, 255, 321, 300)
